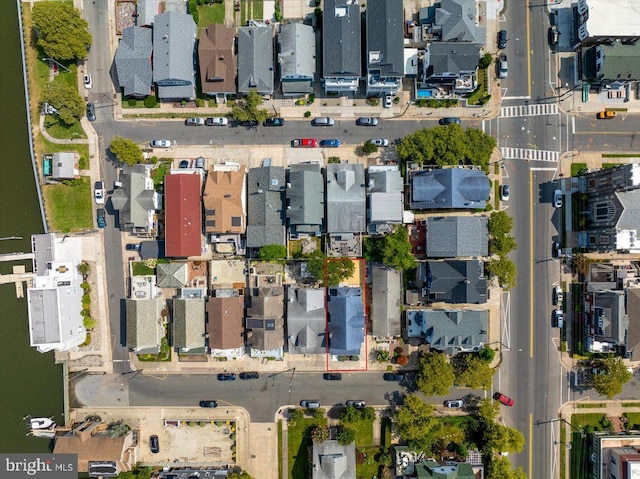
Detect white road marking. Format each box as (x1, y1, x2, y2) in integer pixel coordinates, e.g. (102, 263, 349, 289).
(500, 147, 560, 162)
(500, 104, 559, 118)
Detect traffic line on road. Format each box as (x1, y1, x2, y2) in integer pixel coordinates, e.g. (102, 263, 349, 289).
(500, 147, 560, 162)
(530, 169, 534, 359)
(500, 104, 559, 118)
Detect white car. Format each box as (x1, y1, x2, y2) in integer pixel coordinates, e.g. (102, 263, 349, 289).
(444, 399, 464, 408)
(94, 181, 105, 205)
(205, 117, 229, 126)
(150, 139, 171, 148)
(553, 189, 563, 208)
(369, 138, 390, 147)
(553, 286, 563, 306)
(383, 95, 393, 108)
(83, 74, 92, 89)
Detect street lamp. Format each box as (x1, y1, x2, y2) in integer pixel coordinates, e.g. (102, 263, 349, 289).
(554, 440, 572, 450)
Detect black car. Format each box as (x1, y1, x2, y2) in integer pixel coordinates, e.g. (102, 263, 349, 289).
(498, 30, 508, 49)
(323, 373, 342, 381)
(439, 117, 461, 125)
(383, 372, 405, 381)
(199, 400, 218, 408)
(552, 241, 562, 258)
(86, 103, 96, 122)
(238, 120, 259, 128)
(264, 117, 285, 126)
(125, 243, 141, 251)
(239, 371, 259, 380)
(149, 435, 159, 453)
(217, 373, 236, 381)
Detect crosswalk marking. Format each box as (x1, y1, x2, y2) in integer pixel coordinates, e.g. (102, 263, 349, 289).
(500, 147, 560, 162)
(500, 104, 559, 118)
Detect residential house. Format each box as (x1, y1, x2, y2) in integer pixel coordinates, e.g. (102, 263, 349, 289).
(156, 262, 189, 288)
(589, 431, 640, 479)
(165, 173, 202, 258)
(114, 26, 153, 98)
(152, 11, 197, 100)
(287, 287, 327, 354)
(326, 163, 366, 234)
(425, 216, 488, 258)
(198, 23, 237, 102)
(312, 430, 356, 479)
(27, 234, 86, 353)
(575, 0, 640, 46)
(287, 163, 324, 237)
(584, 41, 640, 85)
(53, 418, 136, 474)
(247, 166, 286, 248)
(172, 296, 206, 353)
(278, 23, 316, 96)
(419, 42, 480, 95)
(405, 309, 488, 355)
(206, 290, 245, 357)
(371, 265, 402, 339)
(50, 152, 79, 180)
(365, 0, 404, 96)
(136, 0, 159, 27)
(584, 285, 628, 354)
(410, 168, 490, 210)
(246, 286, 285, 357)
(323, 0, 361, 94)
(417, 260, 487, 304)
(125, 297, 164, 353)
(367, 165, 404, 234)
(395, 446, 484, 478)
(432, 0, 486, 44)
(327, 287, 365, 356)
(111, 164, 161, 236)
(203, 165, 246, 253)
(238, 26, 274, 96)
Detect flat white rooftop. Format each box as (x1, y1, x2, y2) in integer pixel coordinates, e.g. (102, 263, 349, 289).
(585, 0, 640, 37)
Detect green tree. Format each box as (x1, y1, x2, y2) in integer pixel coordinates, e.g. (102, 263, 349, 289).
(361, 406, 375, 421)
(486, 256, 517, 290)
(477, 398, 500, 423)
(362, 141, 378, 155)
(77, 262, 90, 275)
(478, 344, 496, 363)
(325, 259, 355, 286)
(227, 472, 254, 479)
(464, 127, 497, 166)
(454, 354, 495, 390)
(340, 406, 361, 423)
(109, 136, 144, 166)
(337, 427, 356, 445)
(485, 424, 525, 454)
(416, 351, 455, 396)
(485, 456, 527, 479)
(42, 82, 85, 126)
(231, 89, 269, 123)
(288, 408, 303, 422)
(365, 226, 416, 271)
(108, 421, 130, 438)
(488, 210, 514, 239)
(592, 356, 633, 398)
(393, 394, 437, 450)
(259, 244, 286, 260)
(375, 348, 391, 362)
(116, 465, 153, 479)
(32, 2, 92, 61)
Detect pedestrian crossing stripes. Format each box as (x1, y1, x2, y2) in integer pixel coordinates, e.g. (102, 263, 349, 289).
(500, 148, 560, 162)
(500, 104, 559, 118)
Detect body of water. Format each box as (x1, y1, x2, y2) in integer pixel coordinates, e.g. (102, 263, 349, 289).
(0, 0, 65, 453)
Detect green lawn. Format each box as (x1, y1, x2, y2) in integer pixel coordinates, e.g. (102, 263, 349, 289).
(624, 412, 640, 428)
(197, 3, 225, 29)
(151, 162, 171, 187)
(42, 176, 92, 232)
(356, 447, 382, 479)
(40, 134, 89, 158)
(43, 115, 87, 140)
(254, 0, 264, 20)
(570, 162, 587, 176)
(132, 262, 156, 276)
(350, 418, 374, 447)
(52, 63, 78, 89)
(287, 417, 326, 479)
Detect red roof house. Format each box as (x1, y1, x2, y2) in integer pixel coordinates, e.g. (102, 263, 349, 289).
(165, 174, 202, 257)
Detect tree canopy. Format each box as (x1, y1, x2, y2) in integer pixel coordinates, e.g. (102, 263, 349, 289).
(393, 394, 438, 450)
(42, 82, 85, 126)
(109, 136, 144, 166)
(231, 90, 269, 123)
(396, 126, 496, 170)
(305, 250, 355, 286)
(486, 456, 527, 479)
(592, 356, 633, 398)
(486, 256, 517, 290)
(259, 245, 286, 261)
(453, 354, 495, 390)
(364, 226, 416, 271)
(416, 351, 455, 396)
(32, 2, 92, 61)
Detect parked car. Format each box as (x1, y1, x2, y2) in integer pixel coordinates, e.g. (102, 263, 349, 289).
(383, 95, 393, 108)
(149, 435, 159, 453)
(383, 372, 405, 381)
(199, 400, 218, 408)
(291, 138, 318, 148)
(238, 119, 259, 128)
(320, 139, 341, 148)
(86, 103, 96, 122)
(548, 26, 559, 45)
(439, 117, 461, 125)
(493, 392, 514, 407)
(552, 241, 562, 258)
(150, 139, 171, 148)
(239, 371, 259, 380)
(553, 189, 563, 208)
(217, 373, 236, 381)
(96, 208, 106, 229)
(346, 400, 366, 409)
(553, 309, 564, 328)
(498, 54, 508, 79)
(312, 117, 335, 126)
(356, 117, 379, 126)
(94, 181, 105, 204)
(205, 117, 229, 126)
(125, 243, 141, 251)
(498, 29, 508, 49)
(444, 399, 464, 408)
(83, 74, 92, 89)
(179, 160, 190, 168)
(185, 117, 205, 126)
(300, 400, 320, 408)
(500, 184, 510, 201)
(369, 138, 389, 147)
(553, 286, 563, 306)
(597, 111, 617, 119)
(323, 373, 342, 381)
(264, 117, 285, 126)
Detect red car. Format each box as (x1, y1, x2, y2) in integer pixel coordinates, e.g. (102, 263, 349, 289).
(493, 392, 514, 407)
(291, 138, 318, 148)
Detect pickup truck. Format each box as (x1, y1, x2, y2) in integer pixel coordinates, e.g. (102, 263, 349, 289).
(291, 138, 318, 148)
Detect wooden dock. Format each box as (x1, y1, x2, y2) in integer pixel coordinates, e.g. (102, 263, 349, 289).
(0, 266, 35, 298)
(0, 252, 35, 262)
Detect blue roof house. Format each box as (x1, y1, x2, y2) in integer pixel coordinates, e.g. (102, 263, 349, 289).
(114, 27, 153, 98)
(327, 287, 365, 356)
(410, 168, 490, 210)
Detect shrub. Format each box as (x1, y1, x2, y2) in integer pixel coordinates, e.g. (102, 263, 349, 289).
(230, 444, 236, 452)
(393, 96, 400, 104)
(304, 111, 311, 117)
(349, 355, 359, 361)
(195, 98, 204, 107)
(328, 156, 340, 164)
(199, 421, 206, 427)
(308, 93, 316, 104)
(81, 308, 91, 317)
(143, 95, 157, 108)
(479, 53, 493, 69)
(81, 282, 91, 292)
(78, 156, 89, 170)
(362, 141, 378, 154)
(79, 332, 91, 347)
(396, 355, 408, 366)
(288, 408, 303, 422)
(274, 4, 283, 22)
(127, 98, 137, 107)
(315, 0, 321, 5)
(188, 0, 199, 23)
(83, 317, 96, 330)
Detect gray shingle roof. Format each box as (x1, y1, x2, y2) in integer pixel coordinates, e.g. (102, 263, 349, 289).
(111, 164, 160, 232)
(51, 152, 78, 179)
(435, 0, 486, 44)
(152, 11, 197, 100)
(367, 167, 404, 226)
(286, 287, 327, 354)
(616, 189, 640, 230)
(406, 309, 488, 355)
(172, 297, 205, 349)
(156, 262, 189, 288)
(426, 42, 482, 76)
(238, 26, 274, 94)
(136, 0, 159, 27)
(326, 164, 366, 233)
(323, 0, 361, 77)
(278, 23, 315, 94)
(312, 439, 356, 479)
(125, 298, 164, 353)
(410, 168, 490, 210)
(426, 216, 488, 258)
(247, 166, 286, 247)
(592, 41, 640, 81)
(424, 260, 487, 304)
(366, 0, 404, 77)
(287, 163, 324, 235)
(327, 287, 365, 355)
(371, 265, 402, 337)
(115, 27, 153, 97)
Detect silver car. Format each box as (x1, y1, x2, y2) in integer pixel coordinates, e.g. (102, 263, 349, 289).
(356, 117, 379, 126)
(369, 138, 390, 147)
(150, 139, 171, 148)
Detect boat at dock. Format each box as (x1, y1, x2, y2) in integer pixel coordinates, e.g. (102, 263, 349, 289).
(23, 415, 57, 438)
